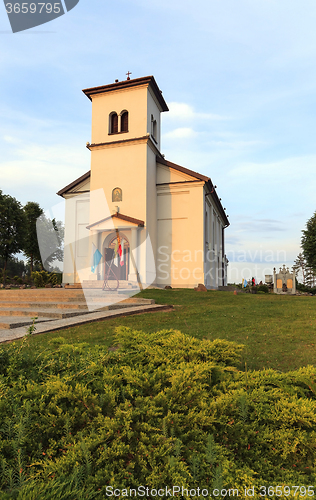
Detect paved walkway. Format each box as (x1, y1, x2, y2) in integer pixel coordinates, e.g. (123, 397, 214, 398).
(0, 303, 172, 344)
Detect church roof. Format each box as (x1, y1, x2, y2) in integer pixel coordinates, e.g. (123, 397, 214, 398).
(57, 170, 90, 197)
(156, 156, 229, 227)
(157, 156, 209, 182)
(82, 76, 169, 112)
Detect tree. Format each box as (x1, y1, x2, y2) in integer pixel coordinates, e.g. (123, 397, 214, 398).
(292, 252, 307, 284)
(23, 201, 44, 272)
(36, 214, 64, 272)
(0, 256, 26, 279)
(292, 252, 316, 290)
(301, 211, 316, 273)
(305, 267, 316, 288)
(0, 190, 26, 280)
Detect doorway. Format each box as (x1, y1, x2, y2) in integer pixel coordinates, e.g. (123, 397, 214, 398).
(104, 234, 129, 281)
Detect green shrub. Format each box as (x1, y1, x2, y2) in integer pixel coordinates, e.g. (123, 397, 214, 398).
(257, 284, 269, 293)
(31, 270, 59, 287)
(297, 282, 316, 294)
(0, 329, 315, 497)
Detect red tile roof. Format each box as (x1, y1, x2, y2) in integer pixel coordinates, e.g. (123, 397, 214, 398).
(82, 75, 169, 112)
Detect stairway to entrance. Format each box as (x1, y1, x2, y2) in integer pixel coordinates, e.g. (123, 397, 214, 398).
(0, 288, 153, 330)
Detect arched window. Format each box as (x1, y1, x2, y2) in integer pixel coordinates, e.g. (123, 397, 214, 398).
(110, 112, 118, 134)
(112, 187, 122, 202)
(121, 111, 128, 132)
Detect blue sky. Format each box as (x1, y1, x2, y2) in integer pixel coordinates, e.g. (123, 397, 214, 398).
(1, 0, 316, 282)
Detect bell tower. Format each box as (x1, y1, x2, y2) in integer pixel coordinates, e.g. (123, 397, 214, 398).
(83, 75, 168, 223)
(82, 76, 168, 285)
(83, 75, 168, 151)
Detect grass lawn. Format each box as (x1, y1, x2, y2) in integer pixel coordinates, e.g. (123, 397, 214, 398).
(21, 289, 316, 373)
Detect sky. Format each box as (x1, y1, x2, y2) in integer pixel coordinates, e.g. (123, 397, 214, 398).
(1, 0, 316, 283)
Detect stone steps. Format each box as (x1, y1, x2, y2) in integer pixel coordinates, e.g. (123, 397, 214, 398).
(0, 288, 154, 331)
(0, 316, 54, 330)
(0, 307, 90, 319)
(0, 301, 89, 310)
(0, 289, 86, 302)
(68, 280, 139, 290)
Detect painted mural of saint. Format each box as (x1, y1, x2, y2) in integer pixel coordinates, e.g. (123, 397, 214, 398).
(112, 188, 122, 202)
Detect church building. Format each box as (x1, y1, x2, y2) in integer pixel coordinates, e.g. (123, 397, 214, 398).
(57, 75, 229, 289)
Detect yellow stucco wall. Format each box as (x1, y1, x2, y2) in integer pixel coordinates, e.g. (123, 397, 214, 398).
(90, 141, 148, 224)
(91, 85, 149, 145)
(156, 179, 205, 287)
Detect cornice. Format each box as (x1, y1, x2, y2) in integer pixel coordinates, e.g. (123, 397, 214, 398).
(87, 135, 150, 151)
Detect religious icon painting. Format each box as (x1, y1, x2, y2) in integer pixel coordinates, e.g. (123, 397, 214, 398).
(112, 187, 122, 202)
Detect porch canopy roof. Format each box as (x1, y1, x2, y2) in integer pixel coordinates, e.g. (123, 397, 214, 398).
(86, 212, 144, 232)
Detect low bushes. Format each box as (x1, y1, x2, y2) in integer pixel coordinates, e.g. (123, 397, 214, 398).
(297, 282, 316, 295)
(0, 329, 315, 498)
(31, 270, 62, 287)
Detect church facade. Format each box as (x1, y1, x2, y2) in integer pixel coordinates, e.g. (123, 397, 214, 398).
(58, 75, 229, 289)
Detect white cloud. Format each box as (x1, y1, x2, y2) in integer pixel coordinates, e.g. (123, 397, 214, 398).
(227, 156, 316, 193)
(165, 102, 229, 122)
(0, 139, 89, 209)
(207, 139, 265, 150)
(163, 127, 198, 139)
(3, 135, 16, 143)
(0, 102, 90, 208)
(234, 218, 287, 234)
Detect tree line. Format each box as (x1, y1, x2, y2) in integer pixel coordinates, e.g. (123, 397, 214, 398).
(0, 190, 63, 281)
(293, 211, 316, 289)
